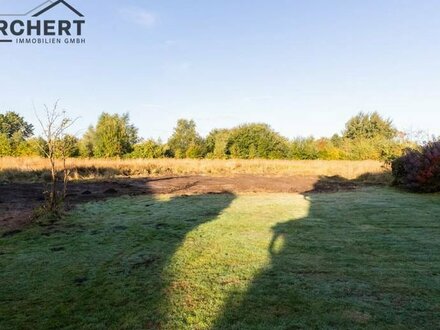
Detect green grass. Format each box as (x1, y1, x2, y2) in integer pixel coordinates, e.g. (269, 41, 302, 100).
(1, 188, 440, 329)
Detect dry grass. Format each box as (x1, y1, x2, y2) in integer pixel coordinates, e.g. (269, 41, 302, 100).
(0, 157, 388, 182)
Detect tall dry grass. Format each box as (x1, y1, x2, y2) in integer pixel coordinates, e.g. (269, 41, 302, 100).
(0, 157, 388, 182)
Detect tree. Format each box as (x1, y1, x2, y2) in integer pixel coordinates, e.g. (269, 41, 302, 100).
(167, 119, 205, 158)
(343, 112, 397, 140)
(0, 111, 34, 139)
(227, 123, 289, 159)
(15, 137, 47, 157)
(0, 133, 12, 156)
(130, 139, 165, 158)
(36, 102, 76, 212)
(288, 137, 319, 160)
(56, 135, 80, 158)
(206, 129, 231, 159)
(93, 113, 138, 158)
(78, 126, 95, 158)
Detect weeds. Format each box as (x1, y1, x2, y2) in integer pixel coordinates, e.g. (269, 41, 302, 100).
(0, 157, 387, 182)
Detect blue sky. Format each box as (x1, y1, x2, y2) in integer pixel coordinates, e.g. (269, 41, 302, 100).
(1, 0, 440, 140)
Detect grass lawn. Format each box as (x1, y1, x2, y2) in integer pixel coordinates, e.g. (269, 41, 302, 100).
(1, 188, 440, 329)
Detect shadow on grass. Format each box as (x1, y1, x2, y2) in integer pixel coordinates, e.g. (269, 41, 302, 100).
(212, 178, 440, 329)
(0, 192, 236, 329)
(83, 193, 237, 328)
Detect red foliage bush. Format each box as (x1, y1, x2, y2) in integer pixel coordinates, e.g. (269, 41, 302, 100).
(392, 142, 440, 192)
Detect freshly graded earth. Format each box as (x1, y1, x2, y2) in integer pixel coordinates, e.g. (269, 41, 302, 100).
(0, 175, 359, 232)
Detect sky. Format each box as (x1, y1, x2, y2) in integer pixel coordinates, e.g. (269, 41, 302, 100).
(1, 0, 440, 140)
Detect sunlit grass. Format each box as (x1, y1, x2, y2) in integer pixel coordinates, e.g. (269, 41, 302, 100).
(1, 189, 440, 329)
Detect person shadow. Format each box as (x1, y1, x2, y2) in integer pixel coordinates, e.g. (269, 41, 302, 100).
(86, 192, 237, 328)
(0, 189, 236, 329)
(212, 177, 434, 329)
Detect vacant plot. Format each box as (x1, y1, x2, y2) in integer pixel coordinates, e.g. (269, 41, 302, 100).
(1, 188, 439, 329)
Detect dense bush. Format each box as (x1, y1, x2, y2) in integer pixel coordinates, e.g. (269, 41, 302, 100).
(226, 124, 289, 159)
(93, 113, 139, 158)
(15, 138, 47, 157)
(0, 133, 12, 156)
(130, 139, 170, 159)
(289, 137, 320, 160)
(205, 129, 230, 159)
(392, 142, 440, 192)
(167, 119, 205, 159)
(343, 112, 397, 140)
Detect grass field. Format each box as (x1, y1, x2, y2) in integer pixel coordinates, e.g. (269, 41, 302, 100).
(1, 187, 439, 329)
(0, 157, 386, 182)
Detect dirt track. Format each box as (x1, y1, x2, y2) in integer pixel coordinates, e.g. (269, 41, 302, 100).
(0, 175, 359, 232)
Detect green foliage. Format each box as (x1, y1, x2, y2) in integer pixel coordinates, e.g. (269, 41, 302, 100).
(78, 126, 95, 158)
(0, 112, 36, 157)
(289, 137, 320, 160)
(167, 119, 205, 159)
(55, 135, 80, 158)
(0, 111, 34, 139)
(130, 139, 167, 159)
(93, 113, 139, 158)
(0, 110, 412, 161)
(14, 137, 47, 157)
(343, 111, 397, 140)
(0, 133, 12, 156)
(224, 123, 289, 159)
(206, 129, 231, 159)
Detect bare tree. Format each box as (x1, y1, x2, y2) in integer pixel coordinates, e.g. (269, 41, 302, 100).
(36, 101, 76, 213)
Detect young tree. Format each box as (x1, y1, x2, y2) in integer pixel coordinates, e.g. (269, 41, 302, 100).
(167, 119, 205, 158)
(93, 113, 138, 158)
(36, 102, 76, 212)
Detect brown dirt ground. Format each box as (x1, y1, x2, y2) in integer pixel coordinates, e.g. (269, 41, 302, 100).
(0, 175, 360, 233)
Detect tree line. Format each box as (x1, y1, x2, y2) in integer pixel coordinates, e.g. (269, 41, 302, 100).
(0, 110, 415, 161)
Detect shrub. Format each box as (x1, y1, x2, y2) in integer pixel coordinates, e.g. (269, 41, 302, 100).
(227, 123, 289, 159)
(168, 119, 205, 158)
(288, 137, 319, 160)
(130, 139, 166, 159)
(343, 111, 397, 140)
(392, 141, 440, 192)
(93, 113, 139, 158)
(205, 129, 230, 159)
(15, 137, 47, 157)
(0, 133, 12, 156)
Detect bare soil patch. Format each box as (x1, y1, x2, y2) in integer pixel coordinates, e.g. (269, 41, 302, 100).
(0, 175, 359, 232)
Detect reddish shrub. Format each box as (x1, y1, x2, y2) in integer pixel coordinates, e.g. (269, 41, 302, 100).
(392, 142, 440, 192)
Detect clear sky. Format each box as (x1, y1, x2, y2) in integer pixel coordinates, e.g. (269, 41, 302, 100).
(1, 0, 440, 140)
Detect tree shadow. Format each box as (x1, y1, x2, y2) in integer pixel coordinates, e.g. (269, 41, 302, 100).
(212, 177, 438, 329)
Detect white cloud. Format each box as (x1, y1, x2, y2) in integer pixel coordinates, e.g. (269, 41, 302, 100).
(120, 7, 157, 28)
